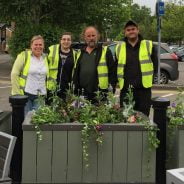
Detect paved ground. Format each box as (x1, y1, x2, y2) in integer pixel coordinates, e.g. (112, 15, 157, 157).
(0, 53, 12, 111)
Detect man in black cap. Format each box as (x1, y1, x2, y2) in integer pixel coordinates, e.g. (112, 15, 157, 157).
(115, 20, 158, 116)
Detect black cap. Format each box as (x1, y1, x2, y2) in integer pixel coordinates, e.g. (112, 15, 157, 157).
(124, 20, 138, 29)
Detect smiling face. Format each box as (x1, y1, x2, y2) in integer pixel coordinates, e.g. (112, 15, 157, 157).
(124, 25, 139, 40)
(31, 38, 44, 57)
(60, 34, 72, 50)
(84, 27, 98, 48)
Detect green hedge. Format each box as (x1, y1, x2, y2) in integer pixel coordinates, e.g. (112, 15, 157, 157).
(9, 24, 64, 61)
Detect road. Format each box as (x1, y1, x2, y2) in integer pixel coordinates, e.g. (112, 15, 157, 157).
(0, 53, 11, 111)
(0, 53, 183, 113)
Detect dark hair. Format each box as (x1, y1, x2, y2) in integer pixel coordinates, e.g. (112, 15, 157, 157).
(60, 32, 73, 40)
(124, 20, 138, 29)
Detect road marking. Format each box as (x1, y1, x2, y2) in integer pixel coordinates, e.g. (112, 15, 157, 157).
(0, 86, 11, 88)
(0, 81, 11, 84)
(161, 93, 174, 97)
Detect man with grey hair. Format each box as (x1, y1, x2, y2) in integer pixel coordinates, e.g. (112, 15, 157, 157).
(73, 26, 116, 103)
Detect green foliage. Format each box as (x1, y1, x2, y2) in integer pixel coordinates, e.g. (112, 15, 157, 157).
(167, 89, 184, 127)
(8, 23, 63, 60)
(162, 3, 184, 43)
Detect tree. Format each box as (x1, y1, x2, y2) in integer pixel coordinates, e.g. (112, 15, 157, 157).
(161, 2, 184, 44)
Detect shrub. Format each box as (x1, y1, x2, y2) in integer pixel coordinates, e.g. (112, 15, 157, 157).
(8, 23, 64, 61)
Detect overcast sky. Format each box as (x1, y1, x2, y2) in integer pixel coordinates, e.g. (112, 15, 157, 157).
(133, 0, 157, 14)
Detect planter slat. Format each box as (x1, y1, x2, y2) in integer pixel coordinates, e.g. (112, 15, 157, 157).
(67, 131, 82, 183)
(82, 134, 98, 183)
(142, 132, 156, 182)
(97, 131, 112, 183)
(52, 131, 67, 183)
(36, 131, 52, 183)
(112, 131, 127, 183)
(22, 131, 37, 183)
(178, 130, 184, 167)
(127, 131, 142, 183)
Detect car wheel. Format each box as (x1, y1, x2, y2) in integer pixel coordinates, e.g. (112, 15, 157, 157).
(154, 71, 169, 84)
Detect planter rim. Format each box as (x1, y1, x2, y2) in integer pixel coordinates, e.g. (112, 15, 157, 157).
(22, 111, 157, 131)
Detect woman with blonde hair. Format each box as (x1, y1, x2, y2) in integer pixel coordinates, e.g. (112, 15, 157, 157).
(11, 35, 49, 114)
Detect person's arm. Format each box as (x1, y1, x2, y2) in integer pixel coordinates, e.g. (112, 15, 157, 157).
(106, 48, 117, 91)
(151, 44, 158, 74)
(11, 52, 25, 95)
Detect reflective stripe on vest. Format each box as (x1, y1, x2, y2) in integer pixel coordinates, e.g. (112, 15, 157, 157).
(75, 46, 109, 89)
(19, 51, 49, 94)
(97, 46, 108, 89)
(47, 44, 77, 90)
(116, 40, 153, 89)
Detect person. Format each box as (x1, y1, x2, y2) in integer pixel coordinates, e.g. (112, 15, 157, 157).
(11, 35, 49, 114)
(47, 32, 76, 99)
(115, 20, 158, 116)
(73, 26, 116, 103)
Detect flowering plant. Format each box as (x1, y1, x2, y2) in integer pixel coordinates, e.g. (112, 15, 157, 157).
(32, 87, 159, 168)
(167, 89, 184, 167)
(167, 89, 184, 127)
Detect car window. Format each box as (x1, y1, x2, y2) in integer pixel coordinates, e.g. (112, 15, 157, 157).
(160, 47, 169, 54)
(108, 44, 116, 56)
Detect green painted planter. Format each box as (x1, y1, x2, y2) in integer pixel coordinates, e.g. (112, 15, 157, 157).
(22, 113, 156, 184)
(0, 111, 11, 133)
(167, 125, 184, 169)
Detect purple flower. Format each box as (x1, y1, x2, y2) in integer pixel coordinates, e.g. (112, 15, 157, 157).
(96, 125, 102, 131)
(171, 102, 176, 108)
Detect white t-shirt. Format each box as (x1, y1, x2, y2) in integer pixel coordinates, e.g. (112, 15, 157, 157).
(25, 55, 47, 95)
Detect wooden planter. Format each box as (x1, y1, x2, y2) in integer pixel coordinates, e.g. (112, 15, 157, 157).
(22, 113, 156, 184)
(167, 125, 184, 169)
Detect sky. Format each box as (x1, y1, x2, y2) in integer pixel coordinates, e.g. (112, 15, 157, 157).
(133, 0, 158, 14)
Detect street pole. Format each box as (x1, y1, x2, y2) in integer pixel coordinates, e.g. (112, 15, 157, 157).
(157, 0, 161, 85)
(156, 0, 164, 84)
(157, 15, 161, 85)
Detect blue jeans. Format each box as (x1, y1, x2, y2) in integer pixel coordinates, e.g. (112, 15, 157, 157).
(24, 92, 39, 116)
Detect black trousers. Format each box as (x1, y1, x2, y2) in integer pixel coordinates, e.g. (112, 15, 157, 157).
(120, 87, 151, 116)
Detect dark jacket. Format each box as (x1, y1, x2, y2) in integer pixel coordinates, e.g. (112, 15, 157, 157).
(73, 43, 117, 97)
(116, 35, 158, 89)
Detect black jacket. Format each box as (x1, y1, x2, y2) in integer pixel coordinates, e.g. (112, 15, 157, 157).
(115, 35, 158, 89)
(73, 43, 117, 95)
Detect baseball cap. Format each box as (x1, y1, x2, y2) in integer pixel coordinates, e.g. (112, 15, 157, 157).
(124, 20, 138, 29)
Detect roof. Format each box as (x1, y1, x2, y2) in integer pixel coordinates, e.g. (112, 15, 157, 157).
(0, 23, 6, 29)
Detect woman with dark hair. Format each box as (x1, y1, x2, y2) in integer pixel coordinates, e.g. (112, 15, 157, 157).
(47, 32, 77, 99)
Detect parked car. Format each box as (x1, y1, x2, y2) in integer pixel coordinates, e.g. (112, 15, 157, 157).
(174, 46, 184, 62)
(108, 42, 179, 84)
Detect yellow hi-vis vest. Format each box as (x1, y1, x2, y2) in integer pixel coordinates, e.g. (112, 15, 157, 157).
(74, 46, 108, 89)
(116, 40, 153, 89)
(19, 50, 49, 95)
(47, 44, 77, 90)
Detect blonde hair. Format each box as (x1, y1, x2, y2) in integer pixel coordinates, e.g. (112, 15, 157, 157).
(30, 35, 44, 47)
(81, 26, 100, 41)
